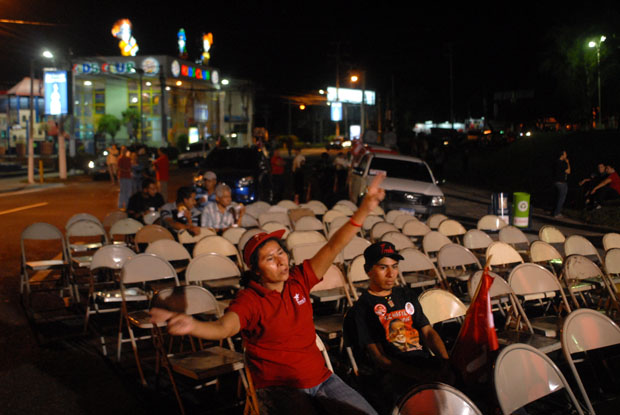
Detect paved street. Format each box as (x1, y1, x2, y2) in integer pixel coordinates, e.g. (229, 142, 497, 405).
(0, 163, 617, 414)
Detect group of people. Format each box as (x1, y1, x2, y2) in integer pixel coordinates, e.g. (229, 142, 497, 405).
(150, 173, 457, 415)
(554, 149, 620, 216)
(107, 143, 169, 210)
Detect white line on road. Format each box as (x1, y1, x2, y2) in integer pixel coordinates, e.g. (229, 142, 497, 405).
(0, 202, 49, 216)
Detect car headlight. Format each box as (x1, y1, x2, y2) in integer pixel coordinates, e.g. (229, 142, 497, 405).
(88, 160, 95, 169)
(237, 176, 254, 187)
(430, 196, 445, 206)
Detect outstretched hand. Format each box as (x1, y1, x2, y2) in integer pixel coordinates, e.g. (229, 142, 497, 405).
(361, 172, 386, 212)
(150, 307, 195, 336)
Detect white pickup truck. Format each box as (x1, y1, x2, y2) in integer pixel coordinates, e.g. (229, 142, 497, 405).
(349, 152, 445, 218)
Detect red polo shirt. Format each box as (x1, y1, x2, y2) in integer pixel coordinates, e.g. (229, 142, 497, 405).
(227, 260, 331, 389)
(609, 172, 620, 195)
(153, 154, 169, 181)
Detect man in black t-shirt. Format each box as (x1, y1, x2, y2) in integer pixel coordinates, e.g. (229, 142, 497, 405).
(351, 242, 453, 410)
(127, 178, 165, 222)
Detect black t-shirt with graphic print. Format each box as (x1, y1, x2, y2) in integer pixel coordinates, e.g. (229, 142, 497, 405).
(354, 286, 431, 362)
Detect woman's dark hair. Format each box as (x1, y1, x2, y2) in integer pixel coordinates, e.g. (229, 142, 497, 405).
(239, 237, 289, 287)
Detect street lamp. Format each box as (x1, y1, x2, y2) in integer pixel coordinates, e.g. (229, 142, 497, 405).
(588, 35, 606, 128)
(350, 71, 366, 139)
(29, 49, 54, 184)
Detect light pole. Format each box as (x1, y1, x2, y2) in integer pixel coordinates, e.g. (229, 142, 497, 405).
(588, 35, 606, 128)
(28, 49, 54, 184)
(350, 72, 366, 139)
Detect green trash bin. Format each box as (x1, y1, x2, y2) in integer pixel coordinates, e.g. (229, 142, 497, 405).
(513, 192, 530, 228)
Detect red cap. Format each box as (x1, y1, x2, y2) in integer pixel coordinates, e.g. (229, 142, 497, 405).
(243, 229, 286, 268)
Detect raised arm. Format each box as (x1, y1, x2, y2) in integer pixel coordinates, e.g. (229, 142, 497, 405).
(309, 173, 385, 279)
(150, 308, 240, 340)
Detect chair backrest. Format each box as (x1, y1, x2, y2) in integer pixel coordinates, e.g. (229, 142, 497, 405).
(89, 245, 135, 270)
(145, 239, 191, 262)
(529, 240, 563, 264)
(315, 333, 334, 372)
(258, 211, 291, 228)
(386, 209, 410, 224)
(498, 226, 529, 246)
(143, 210, 160, 225)
(437, 219, 466, 238)
(121, 253, 179, 284)
(563, 254, 605, 282)
(605, 248, 620, 275)
(66, 212, 102, 230)
(261, 221, 290, 239)
(332, 203, 355, 216)
(422, 231, 452, 258)
(381, 231, 415, 251)
(245, 201, 271, 218)
(323, 210, 348, 231)
(177, 227, 216, 244)
(371, 222, 399, 241)
(402, 220, 432, 238)
(603, 232, 620, 252)
(486, 241, 524, 268)
(291, 241, 329, 265)
(134, 224, 175, 247)
(343, 236, 371, 262)
(102, 210, 128, 229)
(508, 263, 567, 298)
(494, 343, 584, 415)
(293, 215, 324, 232)
(394, 214, 418, 230)
(564, 235, 602, 263)
(476, 214, 507, 232)
(418, 289, 467, 326)
(334, 199, 357, 212)
(362, 214, 384, 234)
(155, 285, 221, 316)
(310, 264, 348, 292)
(399, 248, 438, 274)
(394, 382, 483, 415)
(539, 225, 566, 244)
(66, 219, 108, 241)
(463, 229, 493, 251)
(467, 270, 511, 300)
(240, 213, 259, 228)
(347, 255, 368, 284)
(193, 235, 240, 263)
(185, 253, 241, 284)
(276, 199, 297, 210)
(238, 228, 264, 254)
(561, 308, 620, 415)
(437, 243, 481, 270)
(302, 200, 328, 216)
(221, 226, 247, 246)
(286, 230, 326, 250)
(21, 222, 67, 262)
(426, 213, 448, 230)
(327, 215, 351, 238)
(109, 218, 144, 236)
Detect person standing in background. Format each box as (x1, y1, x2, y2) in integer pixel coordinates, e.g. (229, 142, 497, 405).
(153, 147, 169, 202)
(106, 143, 119, 185)
(552, 150, 571, 218)
(117, 145, 133, 210)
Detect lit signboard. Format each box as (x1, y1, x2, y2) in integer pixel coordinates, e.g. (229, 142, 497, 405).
(350, 125, 361, 140)
(44, 70, 68, 115)
(188, 127, 199, 144)
(73, 61, 137, 75)
(330, 101, 342, 121)
(326, 87, 375, 105)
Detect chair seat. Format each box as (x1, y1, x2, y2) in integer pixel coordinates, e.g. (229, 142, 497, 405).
(519, 291, 557, 302)
(70, 242, 103, 252)
(168, 347, 244, 380)
(203, 277, 241, 290)
(442, 269, 472, 281)
(496, 330, 561, 354)
(402, 273, 438, 288)
(95, 287, 148, 303)
(310, 288, 346, 303)
(530, 316, 560, 337)
(26, 259, 66, 270)
(568, 281, 598, 292)
(72, 255, 93, 268)
(314, 314, 344, 340)
(128, 310, 166, 329)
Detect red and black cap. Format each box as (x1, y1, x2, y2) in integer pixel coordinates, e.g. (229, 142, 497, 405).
(363, 241, 404, 269)
(243, 229, 286, 268)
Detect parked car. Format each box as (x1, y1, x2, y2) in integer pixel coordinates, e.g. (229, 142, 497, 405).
(178, 141, 210, 168)
(85, 153, 109, 180)
(199, 147, 269, 204)
(349, 152, 445, 218)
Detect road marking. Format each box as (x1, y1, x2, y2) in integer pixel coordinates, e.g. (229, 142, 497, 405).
(0, 202, 48, 216)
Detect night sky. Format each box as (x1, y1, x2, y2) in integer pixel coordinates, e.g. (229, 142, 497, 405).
(2, 1, 620, 129)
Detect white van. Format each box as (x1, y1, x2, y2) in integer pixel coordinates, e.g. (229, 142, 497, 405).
(349, 152, 445, 218)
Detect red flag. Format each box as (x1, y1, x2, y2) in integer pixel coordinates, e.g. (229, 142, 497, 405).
(450, 266, 499, 385)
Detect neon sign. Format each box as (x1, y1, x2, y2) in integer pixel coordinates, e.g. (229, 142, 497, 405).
(111, 19, 139, 57)
(202, 33, 213, 65)
(73, 61, 136, 75)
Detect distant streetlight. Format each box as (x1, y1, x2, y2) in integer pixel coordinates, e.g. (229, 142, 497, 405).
(588, 35, 606, 128)
(350, 71, 366, 138)
(28, 49, 54, 184)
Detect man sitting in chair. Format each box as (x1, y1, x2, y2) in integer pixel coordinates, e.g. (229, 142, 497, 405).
(352, 241, 454, 410)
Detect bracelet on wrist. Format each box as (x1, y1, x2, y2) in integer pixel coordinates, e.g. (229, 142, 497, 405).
(349, 218, 362, 227)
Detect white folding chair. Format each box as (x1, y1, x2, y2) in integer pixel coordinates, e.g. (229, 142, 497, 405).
(323, 209, 349, 235)
(418, 288, 467, 327)
(605, 248, 620, 286)
(311, 265, 353, 342)
(117, 253, 180, 386)
(494, 343, 584, 415)
(398, 248, 443, 291)
(564, 235, 604, 266)
(498, 225, 530, 257)
(334, 199, 357, 212)
(393, 382, 483, 415)
(145, 239, 191, 274)
(342, 236, 371, 265)
(562, 254, 619, 315)
(102, 210, 128, 231)
(539, 224, 566, 244)
(286, 230, 326, 251)
(370, 221, 399, 242)
(529, 240, 563, 276)
(221, 226, 247, 247)
(65, 212, 103, 231)
(436, 243, 481, 295)
(109, 217, 144, 246)
(327, 215, 355, 239)
(562, 309, 620, 415)
(347, 254, 369, 300)
(302, 200, 328, 216)
(261, 221, 290, 239)
(393, 214, 418, 230)
(193, 235, 243, 269)
(422, 231, 452, 262)
(245, 200, 271, 218)
(176, 227, 216, 245)
(426, 213, 448, 230)
(402, 220, 432, 247)
(476, 214, 507, 233)
(381, 231, 416, 251)
(463, 228, 493, 261)
(258, 211, 291, 228)
(437, 219, 466, 244)
(332, 203, 355, 216)
(485, 241, 524, 277)
(603, 232, 620, 252)
(240, 213, 259, 228)
(134, 224, 175, 252)
(185, 253, 241, 296)
(361, 214, 384, 238)
(276, 199, 297, 210)
(293, 215, 324, 232)
(386, 209, 411, 224)
(291, 241, 344, 265)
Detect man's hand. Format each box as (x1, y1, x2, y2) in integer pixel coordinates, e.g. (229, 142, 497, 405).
(360, 172, 386, 213)
(188, 225, 201, 236)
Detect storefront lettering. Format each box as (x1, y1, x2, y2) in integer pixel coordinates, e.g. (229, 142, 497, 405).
(73, 61, 136, 75)
(179, 64, 210, 81)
